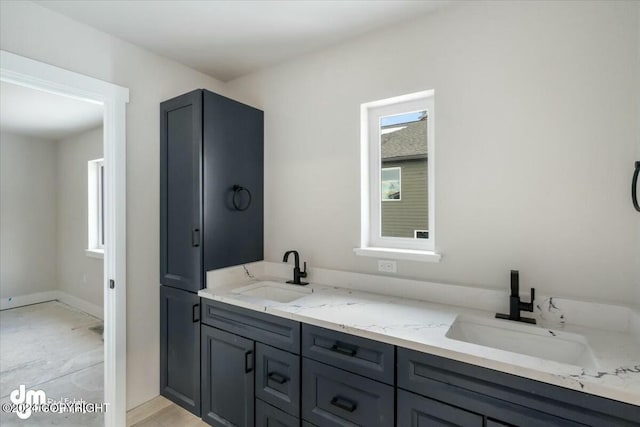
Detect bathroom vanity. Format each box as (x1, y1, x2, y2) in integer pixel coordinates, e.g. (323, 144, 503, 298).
(195, 271, 640, 427)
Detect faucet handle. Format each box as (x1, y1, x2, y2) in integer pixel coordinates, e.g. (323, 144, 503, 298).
(529, 287, 535, 304)
(300, 262, 307, 277)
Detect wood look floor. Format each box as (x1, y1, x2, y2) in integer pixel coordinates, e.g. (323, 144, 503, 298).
(127, 397, 207, 427)
(0, 301, 104, 426)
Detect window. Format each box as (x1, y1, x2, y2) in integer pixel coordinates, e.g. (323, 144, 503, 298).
(356, 90, 440, 261)
(87, 158, 104, 258)
(381, 167, 401, 201)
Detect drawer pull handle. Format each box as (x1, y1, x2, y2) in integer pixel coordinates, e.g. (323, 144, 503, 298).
(330, 396, 357, 413)
(267, 372, 289, 384)
(245, 351, 254, 373)
(330, 343, 357, 357)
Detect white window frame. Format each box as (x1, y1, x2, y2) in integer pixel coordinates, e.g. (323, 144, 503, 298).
(381, 166, 402, 201)
(355, 90, 441, 262)
(87, 158, 105, 258)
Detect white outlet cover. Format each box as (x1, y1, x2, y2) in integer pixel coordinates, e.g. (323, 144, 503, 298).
(378, 260, 397, 273)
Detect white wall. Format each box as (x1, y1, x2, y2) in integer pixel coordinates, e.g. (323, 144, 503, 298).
(227, 1, 640, 305)
(0, 132, 58, 299)
(57, 126, 103, 309)
(0, 1, 226, 408)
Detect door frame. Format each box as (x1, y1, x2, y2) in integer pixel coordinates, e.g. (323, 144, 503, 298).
(0, 50, 129, 427)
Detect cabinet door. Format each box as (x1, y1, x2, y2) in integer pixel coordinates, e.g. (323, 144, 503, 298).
(397, 389, 483, 427)
(160, 90, 203, 292)
(203, 91, 264, 271)
(160, 286, 200, 416)
(202, 325, 254, 427)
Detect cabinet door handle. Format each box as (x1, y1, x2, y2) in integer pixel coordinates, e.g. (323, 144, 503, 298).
(330, 343, 358, 357)
(192, 304, 199, 323)
(267, 372, 288, 384)
(192, 228, 200, 247)
(330, 396, 357, 413)
(244, 350, 254, 373)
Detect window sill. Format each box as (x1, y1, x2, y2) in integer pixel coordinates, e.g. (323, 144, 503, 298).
(86, 249, 104, 259)
(353, 247, 442, 263)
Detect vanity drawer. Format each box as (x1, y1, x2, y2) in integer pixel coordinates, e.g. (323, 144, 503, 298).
(256, 342, 300, 417)
(397, 348, 637, 426)
(398, 389, 483, 426)
(302, 324, 394, 385)
(256, 399, 299, 427)
(302, 358, 394, 427)
(201, 299, 300, 353)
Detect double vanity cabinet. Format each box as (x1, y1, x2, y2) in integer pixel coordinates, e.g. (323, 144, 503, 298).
(197, 298, 638, 427)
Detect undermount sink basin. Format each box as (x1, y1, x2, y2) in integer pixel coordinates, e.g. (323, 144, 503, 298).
(232, 281, 312, 303)
(446, 315, 598, 370)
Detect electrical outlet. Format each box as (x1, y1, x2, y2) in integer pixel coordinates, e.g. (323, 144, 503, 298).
(378, 260, 397, 273)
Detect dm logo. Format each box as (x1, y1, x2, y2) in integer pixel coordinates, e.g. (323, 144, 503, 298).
(10, 385, 46, 419)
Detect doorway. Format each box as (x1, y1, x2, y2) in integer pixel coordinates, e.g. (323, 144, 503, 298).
(0, 51, 128, 427)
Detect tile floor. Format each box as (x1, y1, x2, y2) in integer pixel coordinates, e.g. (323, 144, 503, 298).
(0, 301, 104, 426)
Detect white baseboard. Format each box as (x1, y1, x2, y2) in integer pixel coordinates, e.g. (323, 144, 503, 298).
(0, 290, 103, 320)
(56, 291, 103, 320)
(0, 291, 59, 310)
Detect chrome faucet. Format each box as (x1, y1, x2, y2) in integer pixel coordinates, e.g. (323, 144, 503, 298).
(282, 250, 308, 285)
(496, 270, 536, 324)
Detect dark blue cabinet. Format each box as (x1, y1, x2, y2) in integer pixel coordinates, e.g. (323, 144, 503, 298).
(397, 389, 483, 426)
(159, 89, 264, 418)
(201, 302, 302, 426)
(302, 358, 394, 427)
(201, 325, 255, 427)
(302, 324, 394, 385)
(160, 90, 203, 292)
(397, 348, 640, 426)
(160, 89, 264, 292)
(159, 285, 201, 415)
(202, 299, 300, 354)
(256, 399, 299, 427)
(255, 343, 300, 418)
(196, 301, 639, 427)
(202, 92, 263, 272)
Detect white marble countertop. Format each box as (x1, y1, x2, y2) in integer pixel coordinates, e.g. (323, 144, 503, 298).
(199, 273, 640, 406)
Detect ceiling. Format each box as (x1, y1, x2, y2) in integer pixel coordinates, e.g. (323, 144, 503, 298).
(36, 0, 448, 82)
(0, 82, 103, 140)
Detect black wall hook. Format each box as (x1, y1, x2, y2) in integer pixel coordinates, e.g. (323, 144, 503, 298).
(633, 161, 640, 213)
(232, 185, 252, 211)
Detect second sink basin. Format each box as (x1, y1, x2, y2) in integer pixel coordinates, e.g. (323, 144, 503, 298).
(446, 315, 598, 370)
(232, 281, 312, 303)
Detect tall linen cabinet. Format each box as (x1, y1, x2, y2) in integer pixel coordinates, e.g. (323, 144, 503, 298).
(159, 89, 264, 416)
